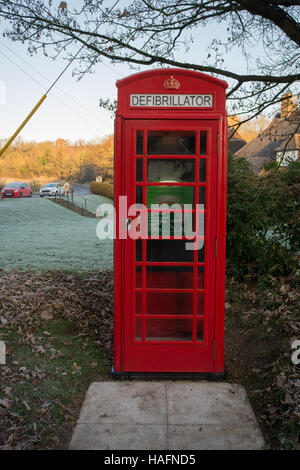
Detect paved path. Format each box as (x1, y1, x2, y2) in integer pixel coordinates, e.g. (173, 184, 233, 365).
(69, 381, 265, 450)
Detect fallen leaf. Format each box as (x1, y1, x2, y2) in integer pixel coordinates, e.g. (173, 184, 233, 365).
(0, 398, 11, 409)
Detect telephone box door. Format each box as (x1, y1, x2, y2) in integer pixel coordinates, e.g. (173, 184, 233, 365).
(122, 119, 219, 373)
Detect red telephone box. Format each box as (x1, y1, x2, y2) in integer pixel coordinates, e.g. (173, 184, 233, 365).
(113, 68, 228, 379)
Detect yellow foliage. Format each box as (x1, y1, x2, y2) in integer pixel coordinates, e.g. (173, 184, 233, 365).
(0, 135, 114, 182)
(228, 115, 271, 143)
(90, 181, 114, 199)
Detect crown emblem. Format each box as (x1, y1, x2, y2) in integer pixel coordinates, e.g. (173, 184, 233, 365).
(163, 75, 180, 90)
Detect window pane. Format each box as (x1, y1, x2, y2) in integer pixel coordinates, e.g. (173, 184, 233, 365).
(146, 292, 193, 316)
(136, 186, 143, 204)
(196, 319, 204, 342)
(197, 293, 204, 315)
(136, 131, 143, 155)
(146, 239, 194, 262)
(136, 266, 142, 288)
(135, 291, 142, 315)
(198, 244, 205, 262)
(148, 211, 194, 238)
(136, 240, 142, 261)
(147, 186, 194, 207)
(146, 318, 193, 341)
(199, 159, 206, 182)
(147, 131, 196, 155)
(197, 266, 205, 289)
(136, 159, 143, 181)
(146, 266, 194, 289)
(147, 159, 195, 182)
(135, 318, 142, 341)
(200, 131, 207, 155)
(199, 186, 206, 205)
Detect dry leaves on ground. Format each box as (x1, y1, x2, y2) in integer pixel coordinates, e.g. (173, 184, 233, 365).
(0, 270, 114, 449)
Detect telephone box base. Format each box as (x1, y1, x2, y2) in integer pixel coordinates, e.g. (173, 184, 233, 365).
(112, 367, 226, 382)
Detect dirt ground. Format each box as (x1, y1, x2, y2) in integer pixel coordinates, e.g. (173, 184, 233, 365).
(225, 278, 300, 449)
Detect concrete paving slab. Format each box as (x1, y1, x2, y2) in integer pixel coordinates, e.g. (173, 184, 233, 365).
(70, 424, 167, 450)
(69, 381, 265, 450)
(168, 425, 264, 450)
(77, 382, 167, 425)
(167, 382, 258, 426)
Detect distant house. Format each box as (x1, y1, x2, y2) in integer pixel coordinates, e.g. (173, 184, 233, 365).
(235, 92, 300, 172)
(228, 127, 247, 156)
(275, 134, 300, 166)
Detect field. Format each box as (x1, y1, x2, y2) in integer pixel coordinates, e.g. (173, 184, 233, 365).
(0, 197, 113, 272)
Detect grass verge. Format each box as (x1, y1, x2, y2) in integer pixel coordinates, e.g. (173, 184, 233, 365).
(0, 270, 113, 449)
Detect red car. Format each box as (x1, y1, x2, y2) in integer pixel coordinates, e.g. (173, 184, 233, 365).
(1, 182, 32, 198)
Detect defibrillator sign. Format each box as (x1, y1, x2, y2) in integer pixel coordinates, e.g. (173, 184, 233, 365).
(130, 94, 213, 108)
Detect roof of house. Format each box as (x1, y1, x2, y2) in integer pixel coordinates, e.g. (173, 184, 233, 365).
(234, 110, 300, 171)
(275, 133, 300, 151)
(228, 127, 247, 156)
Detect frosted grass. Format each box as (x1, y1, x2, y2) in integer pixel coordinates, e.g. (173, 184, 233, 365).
(0, 197, 113, 272)
(71, 193, 113, 215)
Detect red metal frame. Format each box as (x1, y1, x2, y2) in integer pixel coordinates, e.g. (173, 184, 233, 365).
(114, 68, 228, 375)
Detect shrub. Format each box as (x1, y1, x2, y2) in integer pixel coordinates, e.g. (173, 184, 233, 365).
(90, 181, 114, 199)
(226, 156, 300, 279)
(29, 180, 41, 193)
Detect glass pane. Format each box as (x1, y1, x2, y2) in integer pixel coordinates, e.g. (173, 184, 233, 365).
(136, 159, 143, 181)
(146, 318, 193, 341)
(147, 131, 196, 155)
(197, 266, 204, 289)
(136, 131, 143, 155)
(136, 240, 142, 261)
(136, 186, 143, 204)
(135, 318, 142, 341)
(197, 293, 204, 315)
(146, 266, 194, 289)
(148, 211, 194, 238)
(199, 159, 206, 182)
(199, 186, 206, 205)
(146, 292, 193, 315)
(198, 244, 205, 262)
(196, 319, 204, 342)
(147, 186, 194, 207)
(136, 266, 142, 288)
(147, 159, 195, 182)
(146, 239, 194, 262)
(200, 131, 207, 155)
(135, 291, 142, 315)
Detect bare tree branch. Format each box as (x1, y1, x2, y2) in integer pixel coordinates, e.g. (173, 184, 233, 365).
(0, 0, 298, 123)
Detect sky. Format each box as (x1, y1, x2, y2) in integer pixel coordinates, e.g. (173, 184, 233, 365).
(0, 0, 265, 144)
(0, 27, 128, 143)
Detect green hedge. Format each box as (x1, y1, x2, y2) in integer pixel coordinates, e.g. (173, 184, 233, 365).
(227, 156, 300, 279)
(90, 181, 114, 199)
